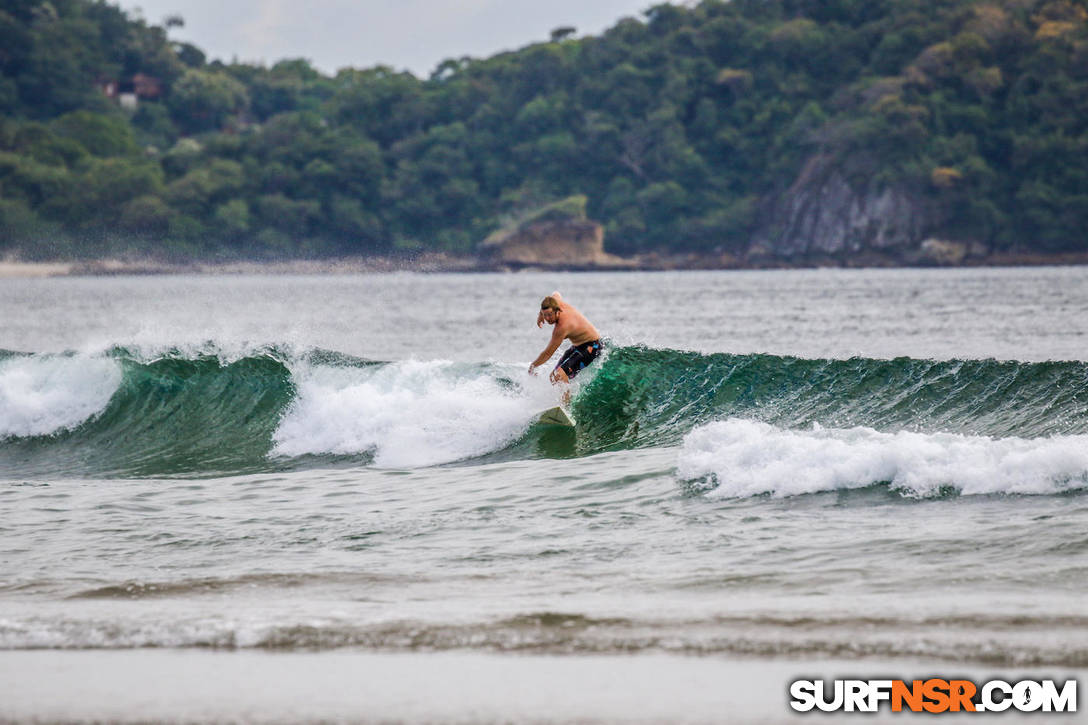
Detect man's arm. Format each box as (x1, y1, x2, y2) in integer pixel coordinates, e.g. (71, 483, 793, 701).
(529, 324, 565, 373)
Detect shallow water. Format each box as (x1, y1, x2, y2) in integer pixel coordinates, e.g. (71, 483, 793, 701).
(2, 268, 1088, 670)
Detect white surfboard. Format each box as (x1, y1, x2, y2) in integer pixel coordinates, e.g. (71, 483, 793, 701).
(538, 406, 575, 427)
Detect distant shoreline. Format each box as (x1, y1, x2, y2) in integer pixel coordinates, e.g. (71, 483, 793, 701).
(5, 250, 1088, 277)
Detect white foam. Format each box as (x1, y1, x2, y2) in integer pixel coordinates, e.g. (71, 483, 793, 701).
(0, 355, 122, 439)
(273, 360, 559, 467)
(677, 418, 1088, 498)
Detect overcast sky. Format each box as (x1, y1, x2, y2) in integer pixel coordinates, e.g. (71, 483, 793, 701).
(120, 0, 662, 78)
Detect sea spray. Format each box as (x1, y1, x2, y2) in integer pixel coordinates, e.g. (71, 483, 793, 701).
(0, 353, 122, 439)
(272, 359, 550, 467)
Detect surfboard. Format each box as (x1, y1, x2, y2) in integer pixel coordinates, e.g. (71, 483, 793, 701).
(538, 406, 575, 427)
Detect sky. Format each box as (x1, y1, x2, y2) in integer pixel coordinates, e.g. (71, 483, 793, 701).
(119, 0, 663, 78)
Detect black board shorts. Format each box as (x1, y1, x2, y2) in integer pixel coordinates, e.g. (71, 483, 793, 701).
(555, 340, 603, 379)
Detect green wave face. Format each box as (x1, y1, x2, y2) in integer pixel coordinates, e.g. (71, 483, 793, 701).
(1, 345, 1086, 478)
(0, 353, 296, 478)
(570, 347, 1088, 453)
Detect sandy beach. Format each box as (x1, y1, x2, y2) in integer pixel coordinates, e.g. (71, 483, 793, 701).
(0, 255, 479, 278)
(0, 261, 75, 278)
(2, 650, 1079, 723)
(6, 251, 1088, 279)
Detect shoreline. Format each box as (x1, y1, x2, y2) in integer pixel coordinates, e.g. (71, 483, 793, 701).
(5, 250, 1088, 277)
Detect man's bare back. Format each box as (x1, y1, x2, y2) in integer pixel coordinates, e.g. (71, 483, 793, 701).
(529, 291, 603, 387)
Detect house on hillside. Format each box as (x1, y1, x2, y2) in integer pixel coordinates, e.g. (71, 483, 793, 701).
(96, 73, 163, 110)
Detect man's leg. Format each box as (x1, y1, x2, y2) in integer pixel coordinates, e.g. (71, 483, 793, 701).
(549, 366, 572, 406)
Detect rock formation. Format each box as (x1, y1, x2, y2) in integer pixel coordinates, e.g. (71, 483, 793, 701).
(749, 155, 933, 262)
(478, 196, 632, 269)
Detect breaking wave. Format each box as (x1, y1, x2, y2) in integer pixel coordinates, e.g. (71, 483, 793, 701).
(677, 419, 1088, 498)
(1, 344, 1086, 479)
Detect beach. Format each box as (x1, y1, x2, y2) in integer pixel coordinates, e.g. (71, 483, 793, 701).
(3, 650, 1080, 723)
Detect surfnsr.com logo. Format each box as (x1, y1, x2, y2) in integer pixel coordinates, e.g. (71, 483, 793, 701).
(789, 679, 1077, 713)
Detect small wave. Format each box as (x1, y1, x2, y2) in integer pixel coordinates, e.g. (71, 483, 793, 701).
(678, 419, 1088, 498)
(3, 611, 1086, 666)
(66, 571, 414, 600)
(0, 349, 294, 477)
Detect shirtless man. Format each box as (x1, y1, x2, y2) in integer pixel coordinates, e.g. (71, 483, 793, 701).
(529, 292, 603, 393)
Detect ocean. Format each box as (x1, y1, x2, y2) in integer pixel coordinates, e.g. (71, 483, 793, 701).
(1, 267, 1086, 723)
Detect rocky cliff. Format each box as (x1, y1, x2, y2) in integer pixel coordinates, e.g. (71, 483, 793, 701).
(749, 155, 930, 262)
(747, 155, 988, 266)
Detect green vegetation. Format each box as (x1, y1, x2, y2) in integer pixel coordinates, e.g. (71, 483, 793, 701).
(1, 0, 1087, 260)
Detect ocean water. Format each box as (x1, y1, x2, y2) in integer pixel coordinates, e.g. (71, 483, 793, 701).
(1, 268, 1088, 701)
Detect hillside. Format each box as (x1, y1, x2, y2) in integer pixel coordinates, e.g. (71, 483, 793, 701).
(1, 0, 1086, 265)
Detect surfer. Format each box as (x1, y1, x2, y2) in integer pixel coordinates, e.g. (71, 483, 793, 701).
(529, 292, 603, 400)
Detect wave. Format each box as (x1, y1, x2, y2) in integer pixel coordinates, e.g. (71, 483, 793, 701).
(0, 345, 561, 476)
(571, 346, 1088, 449)
(3, 608, 1085, 666)
(1, 344, 1086, 477)
(0, 347, 294, 477)
(677, 419, 1088, 498)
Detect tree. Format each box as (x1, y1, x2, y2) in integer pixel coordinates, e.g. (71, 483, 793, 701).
(550, 26, 577, 42)
(51, 111, 139, 157)
(168, 69, 248, 134)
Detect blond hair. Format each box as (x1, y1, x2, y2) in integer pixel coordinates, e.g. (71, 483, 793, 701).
(541, 295, 561, 312)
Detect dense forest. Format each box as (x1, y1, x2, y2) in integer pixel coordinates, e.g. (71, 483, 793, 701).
(0, 0, 1086, 262)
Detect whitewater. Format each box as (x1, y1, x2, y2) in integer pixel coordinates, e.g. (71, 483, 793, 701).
(2, 268, 1087, 722)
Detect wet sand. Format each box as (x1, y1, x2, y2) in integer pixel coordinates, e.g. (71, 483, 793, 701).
(0, 650, 1079, 723)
